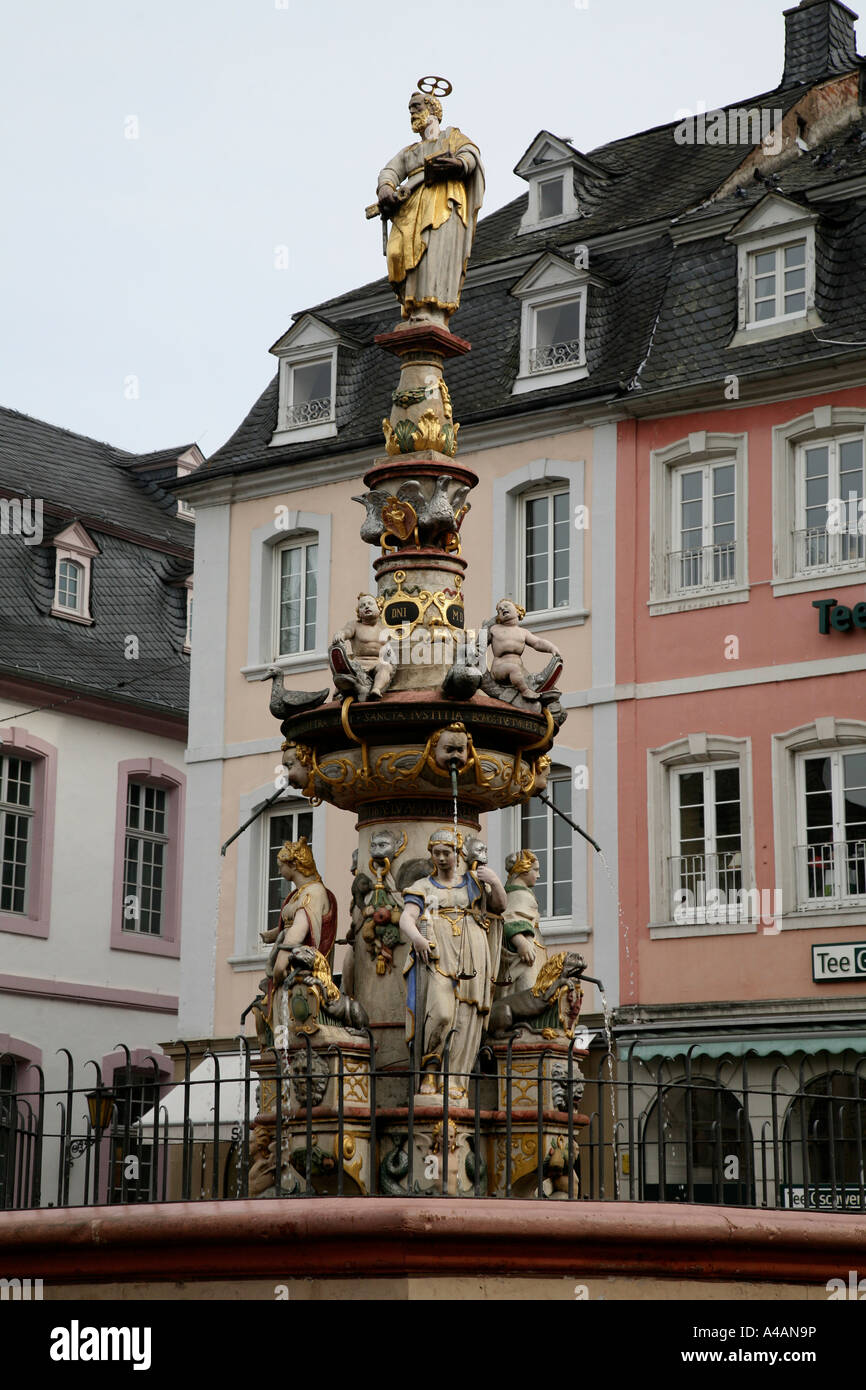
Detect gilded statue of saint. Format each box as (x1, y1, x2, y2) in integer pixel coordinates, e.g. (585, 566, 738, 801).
(376, 86, 485, 326)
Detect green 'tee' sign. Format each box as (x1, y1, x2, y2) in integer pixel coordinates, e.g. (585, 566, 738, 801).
(812, 598, 866, 633)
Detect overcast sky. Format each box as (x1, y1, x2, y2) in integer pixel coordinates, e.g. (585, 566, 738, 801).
(0, 0, 832, 459)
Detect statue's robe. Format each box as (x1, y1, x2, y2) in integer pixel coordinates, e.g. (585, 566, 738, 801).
(402, 871, 500, 1098)
(265, 884, 338, 1022)
(497, 881, 545, 996)
(378, 128, 485, 319)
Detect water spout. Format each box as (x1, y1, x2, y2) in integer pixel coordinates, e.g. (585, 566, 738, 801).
(449, 760, 460, 801)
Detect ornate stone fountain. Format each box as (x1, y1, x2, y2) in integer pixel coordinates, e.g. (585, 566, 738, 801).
(246, 77, 589, 1199)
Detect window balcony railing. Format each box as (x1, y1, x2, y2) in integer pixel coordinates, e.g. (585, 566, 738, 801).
(793, 528, 866, 575)
(796, 840, 866, 906)
(285, 396, 332, 426)
(528, 339, 583, 373)
(666, 543, 737, 595)
(669, 850, 743, 922)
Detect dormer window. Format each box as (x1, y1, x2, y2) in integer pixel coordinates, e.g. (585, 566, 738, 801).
(538, 175, 565, 221)
(50, 522, 97, 624)
(286, 359, 333, 426)
(57, 559, 82, 612)
(530, 299, 583, 374)
(749, 240, 806, 324)
(514, 131, 609, 234)
(727, 194, 822, 346)
(269, 313, 349, 447)
(175, 464, 196, 520)
(511, 252, 594, 395)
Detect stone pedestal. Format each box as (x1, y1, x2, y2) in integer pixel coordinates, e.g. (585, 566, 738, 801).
(374, 323, 471, 458)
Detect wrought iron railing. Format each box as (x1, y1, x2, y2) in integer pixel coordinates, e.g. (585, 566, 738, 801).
(2, 1042, 864, 1211)
(793, 527, 866, 574)
(666, 542, 737, 594)
(285, 396, 332, 426)
(796, 840, 866, 905)
(668, 851, 743, 922)
(528, 339, 583, 373)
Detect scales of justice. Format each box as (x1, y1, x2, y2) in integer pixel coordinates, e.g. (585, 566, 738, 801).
(239, 77, 602, 1198)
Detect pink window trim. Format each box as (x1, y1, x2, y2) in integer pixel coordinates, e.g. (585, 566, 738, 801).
(101, 1047, 173, 1088)
(96, 1048, 174, 1205)
(0, 1034, 42, 1081)
(110, 757, 185, 958)
(0, 727, 57, 939)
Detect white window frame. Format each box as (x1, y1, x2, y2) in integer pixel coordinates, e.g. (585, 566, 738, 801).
(748, 239, 807, 327)
(518, 486, 571, 617)
(510, 253, 592, 395)
(0, 753, 34, 917)
(122, 781, 169, 938)
(50, 522, 97, 624)
(175, 465, 196, 520)
(726, 195, 821, 347)
(273, 536, 319, 660)
(55, 558, 84, 614)
(648, 734, 755, 938)
(649, 432, 749, 615)
(669, 459, 738, 599)
(261, 800, 316, 939)
(269, 314, 341, 446)
(793, 433, 865, 577)
(515, 135, 583, 235)
(772, 718, 866, 931)
(487, 745, 590, 946)
(772, 408, 866, 596)
(492, 458, 586, 633)
(521, 169, 579, 231)
(669, 761, 744, 927)
(242, 510, 331, 680)
(282, 357, 334, 429)
(518, 289, 587, 390)
(795, 746, 866, 910)
(230, 782, 325, 968)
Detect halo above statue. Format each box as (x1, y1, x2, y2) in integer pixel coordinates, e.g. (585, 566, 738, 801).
(416, 75, 452, 97)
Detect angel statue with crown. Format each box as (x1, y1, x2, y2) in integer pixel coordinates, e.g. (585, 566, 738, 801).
(371, 77, 485, 327)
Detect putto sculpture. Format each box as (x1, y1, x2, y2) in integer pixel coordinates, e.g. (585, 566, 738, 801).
(484, 599, 563, 705)
(330, 593, 395, 701)
(371, 78, 485, 327)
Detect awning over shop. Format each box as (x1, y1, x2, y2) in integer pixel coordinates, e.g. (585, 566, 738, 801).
(626, 1033, 866, 1063)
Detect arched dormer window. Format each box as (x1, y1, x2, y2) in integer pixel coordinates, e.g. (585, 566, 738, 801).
(51, 522, 97, 624)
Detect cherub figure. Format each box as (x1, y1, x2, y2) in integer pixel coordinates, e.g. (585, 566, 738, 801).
(486, 599, 562, 701)
(330, 593, 394, 701)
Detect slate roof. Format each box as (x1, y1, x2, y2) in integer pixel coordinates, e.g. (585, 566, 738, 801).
(194, 19, 866, 484)
(0, 408, 193, 717)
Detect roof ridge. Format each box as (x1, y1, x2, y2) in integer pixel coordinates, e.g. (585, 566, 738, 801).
(0, 403, 137, 459)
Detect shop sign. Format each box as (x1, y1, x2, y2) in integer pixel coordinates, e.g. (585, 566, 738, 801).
(780, 1185, 865, 1210)
(812, 940, 866, 981)
(813, 598, 866, 633)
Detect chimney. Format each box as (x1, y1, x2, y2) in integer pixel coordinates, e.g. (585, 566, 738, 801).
(781, 0, 859, 87)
